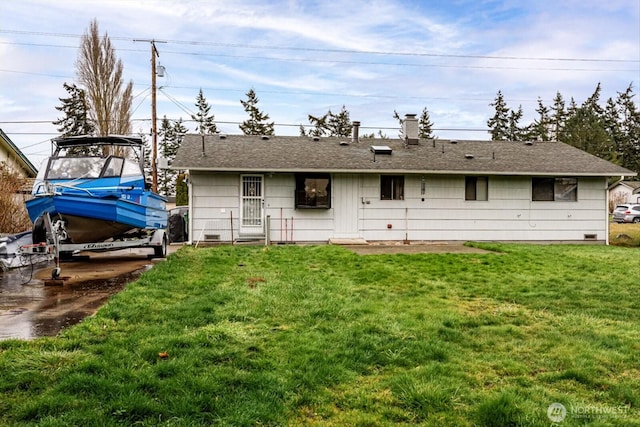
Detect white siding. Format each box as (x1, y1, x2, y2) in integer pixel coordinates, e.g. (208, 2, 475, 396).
(264, 173, 334, 242)
(190, 171, 610, 243)
(190, 173, 240, 242)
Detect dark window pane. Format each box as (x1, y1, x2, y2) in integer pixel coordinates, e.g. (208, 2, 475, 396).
(532, 178, 554, 201)
(381, 175, 404, 200)
(465, 177, 477, 200)
(295, 174, 331, 208)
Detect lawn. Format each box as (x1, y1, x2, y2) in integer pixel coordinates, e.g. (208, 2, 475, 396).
(1, 243, 639, 426)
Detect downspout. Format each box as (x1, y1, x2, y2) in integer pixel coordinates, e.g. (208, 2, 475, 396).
(187, 171, 193, 245)
(605, 178, 611, 245)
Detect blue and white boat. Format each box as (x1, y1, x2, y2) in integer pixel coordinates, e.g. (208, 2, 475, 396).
(25, 136, 168, 255)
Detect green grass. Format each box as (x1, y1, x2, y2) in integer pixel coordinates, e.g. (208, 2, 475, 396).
(1, 243, 640, 426)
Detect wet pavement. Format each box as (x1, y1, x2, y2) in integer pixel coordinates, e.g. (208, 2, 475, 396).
(0, 246, 177, 340)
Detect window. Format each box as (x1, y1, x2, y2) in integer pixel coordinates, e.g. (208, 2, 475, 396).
(295, 174, 331, 208)
(532, 177, 577, 201)
(381, 175, 404, 200)
(102, 157, 124, 177)
(465, 176, 488, 201)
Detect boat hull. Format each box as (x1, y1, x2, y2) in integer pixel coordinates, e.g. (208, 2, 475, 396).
(26, 193, 167, 244)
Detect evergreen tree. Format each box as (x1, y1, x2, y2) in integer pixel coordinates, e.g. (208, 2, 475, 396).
(531, 97, 551, 141)
(418, 107, 435, 139)
(175, 173, 188, 206)
(53, 82, 95, 137)
(157, 116, 188, 197)
(300, 113, 328, 137)
(584, 83, 605, 116)
(613, 84, 640, 174)
(239, 89, 274, 136)
(507, 105, 525, 141)
(394, 108, 435, 139)
(53, 82, 99, 156)
(563, 105, 615, 161)
(301, 105, 351, 137)
(158, 116, 176, 197)
(550, 91, 567, 141)
(327, 105, 352, 137)
(191, 89, 218, 134)
(487, 90, 510, 140)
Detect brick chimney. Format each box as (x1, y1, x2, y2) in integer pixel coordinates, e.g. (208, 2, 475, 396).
(402, 114, 419, 145)
(352, 121, 361, 143)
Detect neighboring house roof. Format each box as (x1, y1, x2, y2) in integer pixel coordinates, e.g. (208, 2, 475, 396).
(172, 134, 637, 177)
(609, 180, 640, 192)
(0, 128, 38, 177)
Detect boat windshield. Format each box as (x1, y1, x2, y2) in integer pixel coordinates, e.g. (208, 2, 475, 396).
(46, 157, 106, 179)
(45, 156, 143, 180)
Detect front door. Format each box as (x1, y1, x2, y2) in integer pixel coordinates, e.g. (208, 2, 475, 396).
(240, 174, 264, 236)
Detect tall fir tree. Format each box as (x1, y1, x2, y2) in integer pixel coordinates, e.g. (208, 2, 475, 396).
(494, 83, 639, 175)
(487, 90, 510, 140)
(239, 89, 274, 135)
(531, 97, 551, 141)
(157, 116, 188, 197)
(301, 105, 351, 137)
(549, 92, 567, 141)
(613, 84, 640, 174)
(53, 82, 95, 137)
(562, 105, 615, 161)
(327, 105, 352, 137)
(53, 82, 99, 156)
(394, 108, 435, 139)
(191, 89, 218, 134)
(418, 107, 435, 139)
(158, 116, 176, 197)
(507, 105, 525, 141)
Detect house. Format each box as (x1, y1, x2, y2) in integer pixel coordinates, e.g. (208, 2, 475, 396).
(609, 180, 640, 206)
(171, 115, 636, 245)
(0, 128, 37, 179)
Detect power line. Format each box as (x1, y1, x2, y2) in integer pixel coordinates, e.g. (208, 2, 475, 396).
(1, 29, 637, 64)
(3, 41, 635, 73)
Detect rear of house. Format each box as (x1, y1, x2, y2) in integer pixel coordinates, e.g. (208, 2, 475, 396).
(172, 118, 636, 245)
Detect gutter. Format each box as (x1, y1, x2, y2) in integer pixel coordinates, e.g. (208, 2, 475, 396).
(172, 166, 634, 178)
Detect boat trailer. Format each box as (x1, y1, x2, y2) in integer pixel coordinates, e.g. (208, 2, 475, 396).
(20, 212, 167, 280)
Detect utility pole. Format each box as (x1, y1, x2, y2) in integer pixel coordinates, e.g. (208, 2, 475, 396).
(134, 39, 166, 193)
(150, 41, 159, 193)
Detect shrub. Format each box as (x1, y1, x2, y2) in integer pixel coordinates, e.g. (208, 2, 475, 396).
(0, 162, 32, 234)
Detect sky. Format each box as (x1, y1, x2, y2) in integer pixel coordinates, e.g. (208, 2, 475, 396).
(1, 0, 639, 169)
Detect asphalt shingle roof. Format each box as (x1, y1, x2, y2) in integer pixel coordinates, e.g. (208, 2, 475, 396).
(171, 134, 636, 177)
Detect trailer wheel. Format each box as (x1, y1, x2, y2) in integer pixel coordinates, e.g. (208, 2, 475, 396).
(32, 216, 47, 244)
(154, 235, 167, 258)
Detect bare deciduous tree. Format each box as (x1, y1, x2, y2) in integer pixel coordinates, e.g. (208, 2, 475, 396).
(76, 19, 133, 150)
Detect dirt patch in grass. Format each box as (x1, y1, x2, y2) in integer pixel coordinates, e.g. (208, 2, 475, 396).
(610, 222, 640, 246)
(343, 242, 492, 255)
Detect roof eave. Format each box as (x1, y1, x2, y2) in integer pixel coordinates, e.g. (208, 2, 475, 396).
(174, 166, 636, 177)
